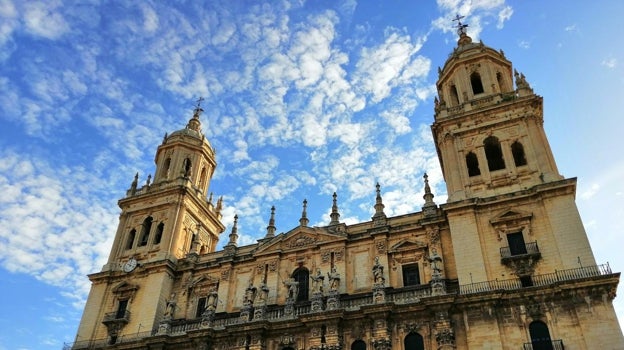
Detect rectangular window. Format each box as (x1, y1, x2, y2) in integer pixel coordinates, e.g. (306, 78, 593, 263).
(520, 275, 534, 287)
(507, 232, 527, 256)
(196, 297, 206, 318)
(116, 299, 128, 319)
(402, 264, 420, 286)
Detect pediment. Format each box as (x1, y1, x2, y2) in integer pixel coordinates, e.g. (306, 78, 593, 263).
(255, 226, 346, 256)
(112, 281, 139, 294)
(389, 239, 428, 253)
(490, 208, 533, 225)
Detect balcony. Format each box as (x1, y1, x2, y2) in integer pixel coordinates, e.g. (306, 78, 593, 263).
(460, 263, 612, 294)
(500, 241, 541, 261)
(523, 339, 565, 350)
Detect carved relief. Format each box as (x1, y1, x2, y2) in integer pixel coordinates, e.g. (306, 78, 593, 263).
(220, 269, 231, 281)
(375, 240, 386, 254)
(285, 235, 320, 249)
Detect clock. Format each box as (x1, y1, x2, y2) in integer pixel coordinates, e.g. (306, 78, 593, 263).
(122, 257, 138, 273)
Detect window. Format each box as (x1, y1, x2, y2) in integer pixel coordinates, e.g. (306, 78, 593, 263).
(351, 340, 366, 350)
(402, 264, 420, 287)
(529, 321, 554, 350)
(125, 229, 136, 250)
(471, 72, 484, 94)
(153, 223, 164, 245)
(404, 332, 425, 350)
(183, 158, 192, 177)
(116, 299, 128, 319)
(292, 268, 309, 302)
(245, 335, 251, 350)
(196, 297, 206, 318)
(506, 232, 527, 256)
(520, 275, 534, 287)
(496, 72, 505, 92)
(466, 152, 481, 177)
(321, 325, 327, 344)
(161, 157, 171, 180)
(449, 85, 459, 105)
(139, 217, 153, 246)
(484, 136, 506, 171)
(199, 167, 207, 191)
(511, 141, 527, 167)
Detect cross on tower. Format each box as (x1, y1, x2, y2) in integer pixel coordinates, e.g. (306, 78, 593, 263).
(452, 14, 468, 36)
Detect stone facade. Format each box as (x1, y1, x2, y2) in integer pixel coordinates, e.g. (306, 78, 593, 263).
(72, 29, 623, 350)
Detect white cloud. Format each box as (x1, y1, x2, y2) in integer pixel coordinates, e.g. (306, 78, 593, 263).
(602, 57, 617, 69)
(23, 1, 69, 40)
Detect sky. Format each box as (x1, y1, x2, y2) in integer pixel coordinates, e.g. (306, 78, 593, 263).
(0, 0, 623, 349)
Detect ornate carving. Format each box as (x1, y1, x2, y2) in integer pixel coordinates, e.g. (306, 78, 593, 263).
(321, 249, 331, 263)
(426, 226, 440, 244)
(220, 269, 231, 281)
(435, 328, 455, 347)
(285, 235, 320, 249)
(375, 240, 386, 254)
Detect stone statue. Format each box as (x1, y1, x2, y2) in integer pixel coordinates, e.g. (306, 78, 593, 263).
(255, 281, 269, 304)
(207, 286, 218, 311)
(373, 256, 385, 286)
(165, 292, 176, 317)
(327, 266, 340, 291)
(284, 278, 299, 301)
(311, 268, 324, 293)
(243, 281, 256, 306)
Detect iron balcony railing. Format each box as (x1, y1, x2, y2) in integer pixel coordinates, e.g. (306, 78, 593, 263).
(522, 339, 565, 350)
(500, 241, 540, 259)
(102, 309, 130, 323)
(460, 263, 611, 295)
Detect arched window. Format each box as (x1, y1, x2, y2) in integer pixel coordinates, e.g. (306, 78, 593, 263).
(321, 325, 327, 344)
(404, 332, 425, 350)
(449, 85, 459, 105)
(529, 321, 554, 350)
(125, 229, 136, 250)
(484, 136, 506, 171)
(245, 335, 251, 350)
(199, 167, 207, 191)
(466, 151, 481, 177)
(139, 217, 153, 247)
(496, 72, 505, 92)
(471, 72, 484, 94)
(153, 222, 164, 245)
(351, 340, 366, 350)
(292, 267, 309, 302)
(183, 158, 192, 177)
(511, 141, 527, 167)
(161, 157, 171, 180)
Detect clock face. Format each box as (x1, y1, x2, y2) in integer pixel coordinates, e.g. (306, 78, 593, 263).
(123, 257, 137, 273)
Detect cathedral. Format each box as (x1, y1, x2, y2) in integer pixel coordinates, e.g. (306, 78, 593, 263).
(72, 24, 624, 350)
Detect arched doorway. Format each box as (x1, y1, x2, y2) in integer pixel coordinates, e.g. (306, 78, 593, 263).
(351, 339, 366, 350)
(292, 267, 309, 302)
(404, 332, 425, 350)
(529, 320, 554, 350)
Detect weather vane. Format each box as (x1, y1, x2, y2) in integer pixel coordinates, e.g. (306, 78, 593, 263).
(193, 96, 205, 118)
(195, 96, 204, 109)
(452, 14, 469, 36)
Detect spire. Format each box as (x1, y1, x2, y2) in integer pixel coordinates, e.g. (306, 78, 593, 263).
(299, 200, 309, 227)
(186, 97, 204, 132)
(329, 192, 340, 226)
(227, 215, 239, 247)
(422, 173, 438, 217)
(372, 182, 386, 220)
(129, 172, 138, 195)
(266, 206, 276, 238)
(216, 196, 223, 215)
(452, 14, 472, 46)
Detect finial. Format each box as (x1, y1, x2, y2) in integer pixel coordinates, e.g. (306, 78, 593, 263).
(186, 97, 204, 132)
(130, 172, 139, 195)
(227, 214, 239, 246)
(422, 173, 438, 217)
(146, 174, 152, 187)
(329, 192, 340, 226)
(266, 206, 276, 238)
(372, 182, 387, 226)
(300, 199, 309, 227)
(452, 14, 472, 45)
(208, 192, 213, 205)
(216, 196, 223, 214)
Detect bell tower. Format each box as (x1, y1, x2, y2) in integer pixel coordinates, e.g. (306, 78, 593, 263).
(75, 101, 225, 345)
(432, 20, 596, 286)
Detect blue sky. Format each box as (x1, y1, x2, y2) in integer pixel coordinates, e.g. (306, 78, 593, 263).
(0, 1, 623, 349)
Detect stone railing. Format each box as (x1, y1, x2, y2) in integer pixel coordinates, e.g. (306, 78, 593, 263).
(523, 339, 564, 350)
(459, 264, 612, 295)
